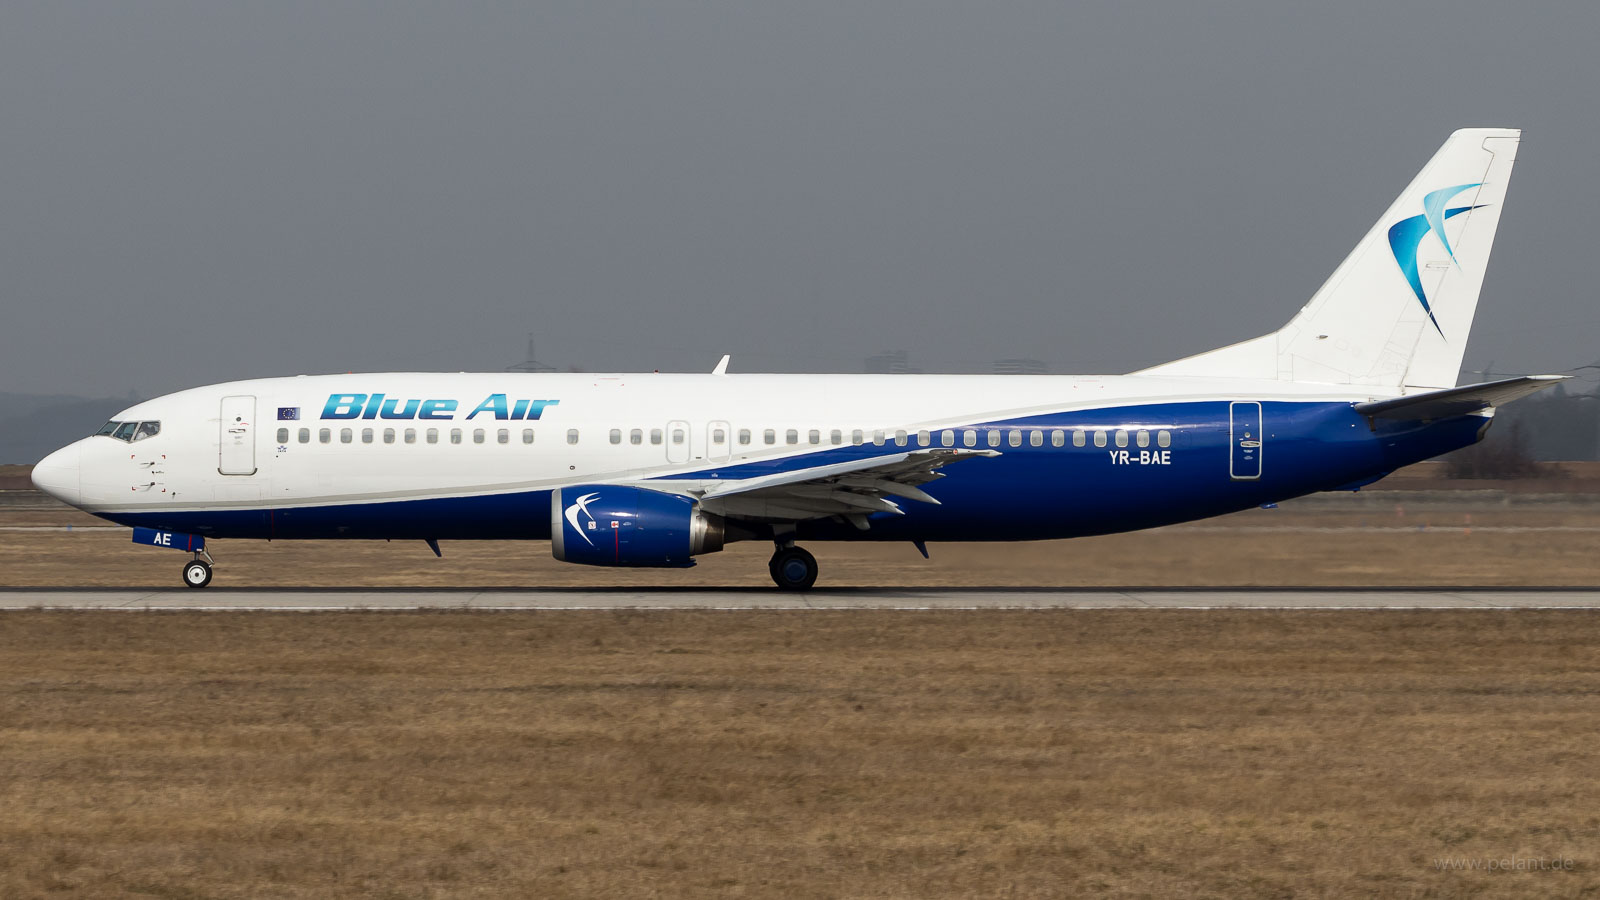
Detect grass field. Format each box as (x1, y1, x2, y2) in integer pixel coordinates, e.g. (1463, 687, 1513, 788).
(4, 475, 1599, 897)
(2, 610, 1598, 898)
(5, 489, 1600, 588)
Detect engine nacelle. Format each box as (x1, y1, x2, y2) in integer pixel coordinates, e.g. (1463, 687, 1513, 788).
(551, 485, 725, 568)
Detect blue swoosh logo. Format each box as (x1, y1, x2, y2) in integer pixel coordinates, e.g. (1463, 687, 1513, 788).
(1387, 183, 1485, 336)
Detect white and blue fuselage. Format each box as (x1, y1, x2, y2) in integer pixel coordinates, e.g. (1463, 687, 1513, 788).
(33, 373, 1480, 544)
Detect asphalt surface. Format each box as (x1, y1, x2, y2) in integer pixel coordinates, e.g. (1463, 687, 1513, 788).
(4, 588, 1600, 609)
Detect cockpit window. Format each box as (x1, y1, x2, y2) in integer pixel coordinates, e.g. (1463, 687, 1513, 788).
(97, 420, 161, 443)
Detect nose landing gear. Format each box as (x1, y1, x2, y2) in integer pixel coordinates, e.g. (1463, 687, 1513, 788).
(182, 559, 213, 588)
(768, 544, 818, 591)
(182, 549, 215, 589)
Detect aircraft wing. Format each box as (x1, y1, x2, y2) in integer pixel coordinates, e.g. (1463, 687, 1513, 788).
(1355, 375, 1567, 420)
(695, 448, 999, 526)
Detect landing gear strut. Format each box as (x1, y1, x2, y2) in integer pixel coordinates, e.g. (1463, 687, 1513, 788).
(769, 545, 818, 591)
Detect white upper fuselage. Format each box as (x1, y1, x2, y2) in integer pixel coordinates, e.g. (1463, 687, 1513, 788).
(39, 371, 1393, 518)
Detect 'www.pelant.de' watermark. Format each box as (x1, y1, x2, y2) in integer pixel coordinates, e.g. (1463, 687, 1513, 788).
(1434, 856, 1576, 872)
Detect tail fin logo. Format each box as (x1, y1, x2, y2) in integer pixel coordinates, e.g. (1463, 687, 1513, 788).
(1386, 183, 1486, 336)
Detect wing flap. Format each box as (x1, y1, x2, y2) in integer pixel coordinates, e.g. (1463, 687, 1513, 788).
(698, 448, 998, 523)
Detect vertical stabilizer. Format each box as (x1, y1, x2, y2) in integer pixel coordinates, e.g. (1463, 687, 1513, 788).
(1139, 128, 1520, 390)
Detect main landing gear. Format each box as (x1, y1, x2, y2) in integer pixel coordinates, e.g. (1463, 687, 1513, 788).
(769, 544, 818, 591)
(182, 550, 215, 589)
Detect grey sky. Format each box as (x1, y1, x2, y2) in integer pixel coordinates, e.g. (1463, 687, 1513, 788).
(2, 1, 1597, 397)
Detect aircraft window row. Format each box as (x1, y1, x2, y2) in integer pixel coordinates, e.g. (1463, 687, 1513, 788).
(273, 423, 1173, 453)
(286, 426, 542, 446)
(96, 420, 161, 442)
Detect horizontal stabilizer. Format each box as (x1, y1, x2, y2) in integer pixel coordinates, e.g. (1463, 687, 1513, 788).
(1354, 375, 1566, 420)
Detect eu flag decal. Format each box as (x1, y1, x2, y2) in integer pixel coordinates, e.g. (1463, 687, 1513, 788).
(277, 407, 300, 421)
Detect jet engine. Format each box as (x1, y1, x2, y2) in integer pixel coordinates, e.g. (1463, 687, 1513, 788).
(551, 486, 725, 567)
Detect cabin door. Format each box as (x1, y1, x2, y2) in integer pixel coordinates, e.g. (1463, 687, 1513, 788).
(1229, 401, 1262, 481)
(219, 395, 258, 475)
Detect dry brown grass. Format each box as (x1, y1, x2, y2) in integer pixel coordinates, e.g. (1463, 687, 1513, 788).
(4, 496, 1600, 587)
(2, 610, 1599, 898)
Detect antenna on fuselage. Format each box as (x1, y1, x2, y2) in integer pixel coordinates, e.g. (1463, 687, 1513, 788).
(507, 334, 557, 373)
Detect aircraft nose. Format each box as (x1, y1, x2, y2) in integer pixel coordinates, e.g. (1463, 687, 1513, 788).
(32, 443, 82, 507)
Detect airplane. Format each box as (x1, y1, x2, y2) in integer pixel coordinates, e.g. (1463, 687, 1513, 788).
(30, 128, 1563, 590)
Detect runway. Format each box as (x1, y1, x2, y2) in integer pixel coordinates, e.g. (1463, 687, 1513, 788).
(5, 588, 1600, 609)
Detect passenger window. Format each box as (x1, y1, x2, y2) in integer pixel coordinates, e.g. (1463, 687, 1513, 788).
(298, 428, 310, 444)
(405, 428, 417, 444)
(319, 428, 332, 444)
(1114, 430, 1129, 448)
(277, 427, 290, 444)
(134, 422, 161, 441)
(873, 430, 886, 446)
(808, 429, 820, 445)
(940, 429, 954, 447)
(713, 428, 726, 444)
(786, 429, 799, 445)
(1136, 430, 1149, 448)
(738, 429, 751, 445)
(916, 430, 930, 447)
(1073, 430, 1086, 448)
(340, 428, 353, 444)
(962, 430, 976, 447)
(1007, 430, 1022, 448)
(361, 428, 374, 444)
(497, 429, 509, 445)
(1029, 430, 1043, 447)
(384, 428, 396, 444)
(473, 429, 485, 444)
(826, 429, 839, 445)
(894, 430, 908, 447)
(764, 429, 776, 445)
(1051, 429, 1064, 448)
(851, 429, 863, 445)
(568, 429, 580, 445)
(671, 428, 684, 445)
(523, 429, 535, 445)
(630, 429, 643, 445)
(651, 429, 663, 445)
(1157, 429, 1172, 448)
(1093, 431, 1107, 448)
(427, 428, 439, 444)
(986, 430, 1001, 448)
(450, 428, 462, 445)
(609, 429, 622, 445)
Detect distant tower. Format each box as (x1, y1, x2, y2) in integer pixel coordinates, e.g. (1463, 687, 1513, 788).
(507, 334, 557, 373)
(863, 350, 922, 375)
(992, 358, 1048, 375)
